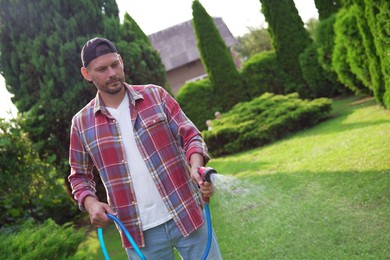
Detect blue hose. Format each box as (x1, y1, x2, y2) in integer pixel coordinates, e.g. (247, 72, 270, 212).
(97, 214, 146, 260)
(98, 208, 213, 260)
(97, 228, 110, 260)
(202, 203, 213, 260)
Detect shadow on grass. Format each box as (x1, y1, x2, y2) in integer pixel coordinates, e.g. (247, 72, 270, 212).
(210, 169, 389, 259)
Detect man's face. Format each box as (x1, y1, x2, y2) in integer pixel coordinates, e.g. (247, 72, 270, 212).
(83, 53, 125, 95)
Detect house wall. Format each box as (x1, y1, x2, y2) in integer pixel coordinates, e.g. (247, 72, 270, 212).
(167, 60, 206, 95)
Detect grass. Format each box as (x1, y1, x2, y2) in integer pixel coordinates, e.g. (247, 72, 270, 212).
(75, 95, 389, 259)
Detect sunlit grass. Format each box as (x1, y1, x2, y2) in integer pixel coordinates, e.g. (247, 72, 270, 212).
(209, 95, 389, 259)
(75, 95, 389, 259)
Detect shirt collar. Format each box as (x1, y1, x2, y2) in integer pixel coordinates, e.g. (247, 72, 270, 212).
(93, 83, 144, 115)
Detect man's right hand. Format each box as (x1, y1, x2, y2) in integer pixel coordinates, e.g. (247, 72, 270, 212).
(84, 196, 116, 228)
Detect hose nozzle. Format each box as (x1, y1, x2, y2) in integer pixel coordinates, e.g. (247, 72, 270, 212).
(198, 167, 217, 203)
(198, 167, 217, 183)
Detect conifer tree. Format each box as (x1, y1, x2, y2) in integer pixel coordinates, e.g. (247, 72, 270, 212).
(192, 0, 247, 111)
(350, 0, 384, 104)
(314, 0, 345, 95)
(0, 0, 121, 220)
(332, 5, 371, 95)
(0, 0, 172, 209)
(363, 0, 390, 108)
(0, 0, 170, 167)
(117, 13, 170, 94)
(260, 0, 312, 96)
(314, 0, 341, 20)
(0, 0, 119, 163)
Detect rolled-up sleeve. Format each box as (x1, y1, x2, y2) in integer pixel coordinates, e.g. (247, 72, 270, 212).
(68, 119, 97, 211)
(161, 88, 210, 164)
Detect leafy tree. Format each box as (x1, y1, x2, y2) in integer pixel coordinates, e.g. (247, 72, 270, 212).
(260, 0, 312, 96)
(0, 118, 76, 226)
(234, 26, 272, 61)
(192, 0, 248, 111)
(0, 0, 120, 212)
(0, 0, 170, 215)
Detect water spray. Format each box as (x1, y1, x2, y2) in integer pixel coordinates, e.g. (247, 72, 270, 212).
(97, 166, 218, 260)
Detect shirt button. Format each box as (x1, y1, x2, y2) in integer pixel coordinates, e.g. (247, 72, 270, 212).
(135, 221, 139, 226)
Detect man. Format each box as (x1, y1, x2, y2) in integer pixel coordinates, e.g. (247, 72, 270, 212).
(68, 37, 222, 259)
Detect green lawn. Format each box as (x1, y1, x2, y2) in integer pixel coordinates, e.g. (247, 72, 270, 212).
(75, 95, 389, 259)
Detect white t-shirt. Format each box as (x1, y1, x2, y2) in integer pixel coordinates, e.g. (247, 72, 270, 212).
(107, 94, 172, 230)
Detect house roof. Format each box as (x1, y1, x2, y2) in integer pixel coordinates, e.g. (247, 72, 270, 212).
(148, 17, 237, 71)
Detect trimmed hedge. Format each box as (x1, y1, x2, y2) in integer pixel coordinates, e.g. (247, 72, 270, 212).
(240, 51, 285, 98)
(176, 79, 221, 131)
(203, 93, 332, 157)
(299, 42, 338, 98)
(0, 219, 85, 260)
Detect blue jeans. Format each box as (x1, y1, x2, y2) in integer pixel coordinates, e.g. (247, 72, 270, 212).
(126, 213, 222, 260)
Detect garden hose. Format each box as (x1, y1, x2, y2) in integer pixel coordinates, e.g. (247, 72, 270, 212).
(97, 167, 217, 260)
(97, 213, 146, 260)
(202, 203, 213, 260)
(198, 166, 218, 260)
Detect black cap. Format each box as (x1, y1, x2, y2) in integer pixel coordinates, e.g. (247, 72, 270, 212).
(81, 37, 117, 67)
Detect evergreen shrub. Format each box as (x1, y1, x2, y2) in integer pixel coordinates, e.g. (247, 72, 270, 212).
(203, 93, 332, 157)
(332, 8, 368, 94)
(260, 0, 312, 96)
(192, 0, 247, 111)
(176, 79, 220, 131)
(299, 43, 337, 98)
(240, 51, 285, 98)
(0, 219, 85, 260)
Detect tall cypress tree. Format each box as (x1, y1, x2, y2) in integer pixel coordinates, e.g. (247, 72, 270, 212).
(117, 13, 170, 94)
(332, 2, 375, 95)
(351, 0, 385, 104)
(314, 0, 345, 95)
(298, 0, 344, 98)
(192, 0, 247, 111)
(363, 0, 390, 109)
(260, 0, 312, 96)
(314, 0, 341, 20)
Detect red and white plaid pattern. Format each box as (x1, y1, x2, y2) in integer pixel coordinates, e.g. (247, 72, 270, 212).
(69, 84, 209, 248)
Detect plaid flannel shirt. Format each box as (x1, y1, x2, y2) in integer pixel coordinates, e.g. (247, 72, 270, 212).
(68, 84, 209, 248)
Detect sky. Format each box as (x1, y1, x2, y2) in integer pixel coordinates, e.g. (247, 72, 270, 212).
(0, 0, 318, 120)
(117, 0, 318, 37)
